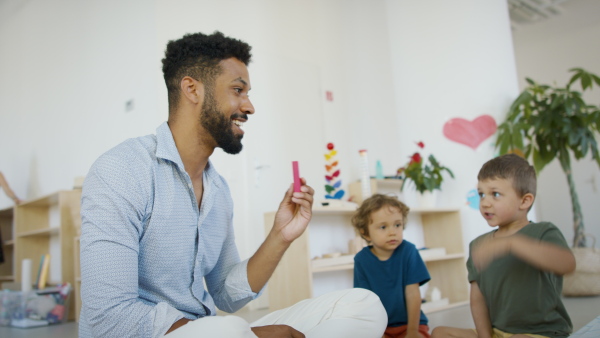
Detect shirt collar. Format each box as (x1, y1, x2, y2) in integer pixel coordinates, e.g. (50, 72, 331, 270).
(156, 122, 184, 168)
(155, 122, 221, 188)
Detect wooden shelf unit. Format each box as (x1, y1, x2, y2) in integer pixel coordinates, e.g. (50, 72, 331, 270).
(264, 198, 469, 314)
(0, 206, 14, 284)
(13, 190, 82, 321)
(348, 178, 404, 205)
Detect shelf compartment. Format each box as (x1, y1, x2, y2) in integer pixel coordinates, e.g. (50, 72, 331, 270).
(422, 253, 465, 262)
(17, 227, 59, 238)
(312, 263, 354, 273)
(311, 254, 354, 273)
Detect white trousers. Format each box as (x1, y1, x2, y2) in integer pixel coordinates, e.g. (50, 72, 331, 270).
(166, 288, 387, 338)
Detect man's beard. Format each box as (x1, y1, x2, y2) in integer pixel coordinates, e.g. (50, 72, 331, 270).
(200, 90, 244, 154)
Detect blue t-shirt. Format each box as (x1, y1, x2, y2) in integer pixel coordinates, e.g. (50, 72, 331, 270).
(354, 241, 430, 327)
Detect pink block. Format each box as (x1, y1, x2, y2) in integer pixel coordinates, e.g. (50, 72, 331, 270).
(292, 161, 301, 192)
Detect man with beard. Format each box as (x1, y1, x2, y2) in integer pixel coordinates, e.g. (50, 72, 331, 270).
(79, 31, 386, 338)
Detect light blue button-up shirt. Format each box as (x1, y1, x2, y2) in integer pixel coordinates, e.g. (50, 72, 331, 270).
(79, 122, 260, 338)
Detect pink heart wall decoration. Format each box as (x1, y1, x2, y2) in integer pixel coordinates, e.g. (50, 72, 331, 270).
(443, 115, 497, 150)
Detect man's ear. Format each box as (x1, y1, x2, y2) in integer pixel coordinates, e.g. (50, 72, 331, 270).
(520, 193, 535, 210)
(180, 76, 204, 105)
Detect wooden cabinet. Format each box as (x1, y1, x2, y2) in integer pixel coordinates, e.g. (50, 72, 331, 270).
(265, 180, 469, 313)
(13, 190, 82, 321)
(0, 207, 14, 283)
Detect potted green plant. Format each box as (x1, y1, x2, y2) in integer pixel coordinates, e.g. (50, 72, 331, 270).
(397, 142, 454, 206)
(495, 68, 600, 296)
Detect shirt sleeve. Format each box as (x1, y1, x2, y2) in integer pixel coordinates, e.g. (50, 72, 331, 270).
(80, 153, 182, 338)
(353, 254, 371, 290)
(205, 238, 262, 313)
(466, 239, 478, 283)
(538, 223, 570, 249)
(404, 245, 431, 286)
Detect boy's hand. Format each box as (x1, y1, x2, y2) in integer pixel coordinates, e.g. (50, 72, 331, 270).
(472, 235, 512, 272)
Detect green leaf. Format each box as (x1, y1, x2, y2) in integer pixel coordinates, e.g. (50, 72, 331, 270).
(512, 127, 524, 151)
(582, 73, 592, 90)
(509, 91, 533, 115)
(568, 72, 582, 87)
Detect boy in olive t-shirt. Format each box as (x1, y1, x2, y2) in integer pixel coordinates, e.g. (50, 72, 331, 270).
(432, 154, 575, 338)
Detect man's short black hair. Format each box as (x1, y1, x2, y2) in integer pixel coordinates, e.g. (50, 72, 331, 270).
(161, 31, 252, 112)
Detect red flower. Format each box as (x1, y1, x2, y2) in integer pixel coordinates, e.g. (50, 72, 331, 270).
(416, 141, 425, 149)
(410, 152, 422, 164)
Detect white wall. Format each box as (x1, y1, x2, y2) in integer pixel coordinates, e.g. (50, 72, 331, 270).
(512, 0, 600, 247)
(1, 0, 526, 298)
(0, 0, 160, 204)
(385, 0, 520, 248)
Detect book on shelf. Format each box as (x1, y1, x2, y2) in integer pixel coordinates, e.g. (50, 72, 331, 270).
(36, 253, 50, 289)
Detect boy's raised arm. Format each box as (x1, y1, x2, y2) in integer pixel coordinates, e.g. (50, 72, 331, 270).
(471, 234, 575, 275)
(509, 235, 575, 275)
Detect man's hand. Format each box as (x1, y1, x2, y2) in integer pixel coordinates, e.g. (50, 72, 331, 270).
(272, 177, 314, 243)
(251, 325, 305, 338)
(246, 178, 314, 292)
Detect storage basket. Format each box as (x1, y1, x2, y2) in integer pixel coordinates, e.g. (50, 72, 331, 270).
(563, 234, 600, 297)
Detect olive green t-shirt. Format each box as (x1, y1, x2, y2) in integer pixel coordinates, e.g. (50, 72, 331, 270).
(466, 222, 572, 338)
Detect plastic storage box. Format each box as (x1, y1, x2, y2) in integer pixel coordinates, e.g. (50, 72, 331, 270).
(0, 283, 71, 328)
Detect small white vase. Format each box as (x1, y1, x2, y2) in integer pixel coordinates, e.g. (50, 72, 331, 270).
(417, 190, 437, 209)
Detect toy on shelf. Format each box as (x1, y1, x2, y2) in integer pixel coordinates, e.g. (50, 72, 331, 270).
(324, 143, 345, 200)
(358, 149, 371, 200)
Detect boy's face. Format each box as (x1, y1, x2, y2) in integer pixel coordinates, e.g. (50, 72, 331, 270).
(477, 177, 528, 228)
(362, 205, 404, 258)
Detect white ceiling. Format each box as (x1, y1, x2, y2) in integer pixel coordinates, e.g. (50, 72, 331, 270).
(508, 0, 600, 35)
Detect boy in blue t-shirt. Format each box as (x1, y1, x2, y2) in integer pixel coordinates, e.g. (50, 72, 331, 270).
(352, 194, 431, 338)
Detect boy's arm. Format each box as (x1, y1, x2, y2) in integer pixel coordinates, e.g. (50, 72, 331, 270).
(472, 234, 575, 275)
(509, 235, 575, 275)
(470, 282, 492, 338)
(404, 283, 422, 338)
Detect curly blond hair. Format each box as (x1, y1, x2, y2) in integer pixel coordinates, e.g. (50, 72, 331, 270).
(351, 194, 409, 240)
